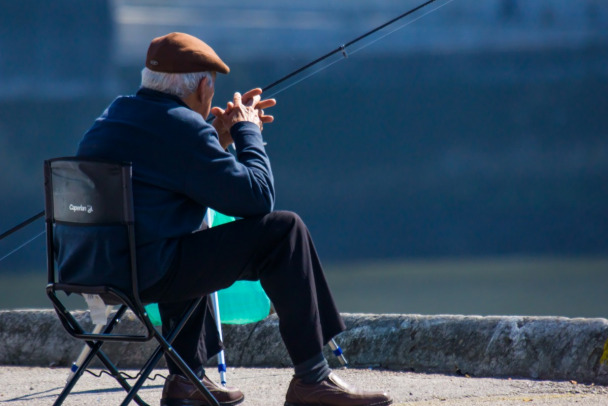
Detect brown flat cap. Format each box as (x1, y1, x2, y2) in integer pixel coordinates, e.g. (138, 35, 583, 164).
(146, 32, 230, 74)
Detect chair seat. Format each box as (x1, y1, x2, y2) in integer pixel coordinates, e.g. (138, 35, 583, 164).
(50, 283, 132, 306)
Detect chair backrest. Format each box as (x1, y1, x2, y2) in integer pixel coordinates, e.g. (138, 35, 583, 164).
(45, 158, 134, 225)
(44, 157, 139, 299)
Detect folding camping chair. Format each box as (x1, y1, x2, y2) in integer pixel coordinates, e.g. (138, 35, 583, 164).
(44, 157, 219, 406)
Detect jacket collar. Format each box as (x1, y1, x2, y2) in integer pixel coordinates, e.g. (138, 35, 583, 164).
(136, 87, 191, 109)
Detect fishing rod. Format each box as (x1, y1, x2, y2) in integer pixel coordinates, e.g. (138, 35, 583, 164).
(0, 0, 449, 245)
(0, 210, 44, 241)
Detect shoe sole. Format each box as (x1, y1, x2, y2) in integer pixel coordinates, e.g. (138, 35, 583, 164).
(162, 397, 245, 406)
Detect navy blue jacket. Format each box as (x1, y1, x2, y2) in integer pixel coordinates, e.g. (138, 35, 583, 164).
(55, 88, 274, 291)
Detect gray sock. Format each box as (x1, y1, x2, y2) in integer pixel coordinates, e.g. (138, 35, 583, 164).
(175, 366, 205, 380)
(294, 353, 331, 384)
(195, 365, 206, 379)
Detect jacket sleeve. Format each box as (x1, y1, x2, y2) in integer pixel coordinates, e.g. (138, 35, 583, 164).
(181, 120, 275, 218)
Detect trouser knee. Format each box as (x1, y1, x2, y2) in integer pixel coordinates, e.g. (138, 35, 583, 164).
(265, 210, 306, 238)
(254, 211, 310, 278)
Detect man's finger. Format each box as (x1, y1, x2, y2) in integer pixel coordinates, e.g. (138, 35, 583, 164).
(242, 88, 263, 102)
(210, 106, 225, 116)
(233, 92, 242, 106)
(257, 99, 277, 110)
(260, 115, 274, 123)
(246, 94, 261, 108)
(223, 102, 234, 115)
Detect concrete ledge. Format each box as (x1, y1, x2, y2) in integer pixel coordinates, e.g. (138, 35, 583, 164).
(1, 310, 607, 384)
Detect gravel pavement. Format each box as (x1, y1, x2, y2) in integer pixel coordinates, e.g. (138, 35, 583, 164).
(1, 366, 607, 405)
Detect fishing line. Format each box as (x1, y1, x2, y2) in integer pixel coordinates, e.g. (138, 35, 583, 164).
(347, 0, 455, 58)
(0, 229, 45, 264)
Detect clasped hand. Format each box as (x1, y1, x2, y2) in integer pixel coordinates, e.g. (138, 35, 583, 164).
(211, 88, 276, 149)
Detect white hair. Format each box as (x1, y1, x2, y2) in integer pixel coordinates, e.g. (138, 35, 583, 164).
(140, 67, 213, 98)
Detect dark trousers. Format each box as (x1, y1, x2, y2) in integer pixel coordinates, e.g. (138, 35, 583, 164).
(144, 211, 346, 375)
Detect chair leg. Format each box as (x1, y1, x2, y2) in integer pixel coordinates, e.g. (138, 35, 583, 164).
(119, 344, 167, 406)
(53, 306, 126, 405)
(67, 305, 115, 382)
(164, 348, 220, 406)
(94, 344, 150, 406)
(124, 297, 219, 406)
(156, 297, 220, 406)
(54, 339, 147, 406)
(91, 308, 150, 406)
(53, 343, 97, 406)
(53, 306, 148, 406)
(54, 299, 218, 406)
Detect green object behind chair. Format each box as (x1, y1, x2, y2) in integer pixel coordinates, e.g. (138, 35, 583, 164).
(145, 210, 271, 326)
(208, 210, 272, 324)
(146, 302, 162, 326)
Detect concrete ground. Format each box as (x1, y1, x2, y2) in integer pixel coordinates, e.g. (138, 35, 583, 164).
(1, 366, 607, 406)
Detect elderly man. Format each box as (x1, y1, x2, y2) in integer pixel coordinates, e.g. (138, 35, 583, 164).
(64, 32, 392, 406)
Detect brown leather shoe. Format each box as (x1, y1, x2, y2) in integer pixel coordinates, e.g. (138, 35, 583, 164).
(285, 372, 392, 406)
(161, 374, 244, 406)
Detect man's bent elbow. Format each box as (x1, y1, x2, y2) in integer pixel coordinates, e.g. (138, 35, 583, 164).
(256, 194, 275, 215)
(253, 179, 275, 214)
(238, 191, 273, 217)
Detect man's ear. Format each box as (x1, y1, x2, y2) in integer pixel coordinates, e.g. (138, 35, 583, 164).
(197, 78, 208, 102)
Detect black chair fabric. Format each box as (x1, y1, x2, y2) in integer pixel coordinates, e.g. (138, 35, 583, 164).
(49, 159, 132, 224)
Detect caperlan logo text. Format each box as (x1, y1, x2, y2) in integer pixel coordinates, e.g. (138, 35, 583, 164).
(69, 204, 94, 214)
